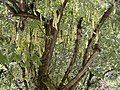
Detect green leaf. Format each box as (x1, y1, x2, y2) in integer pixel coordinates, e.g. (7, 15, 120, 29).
(0, 52, 7, 64)
(32, 54, 42, 66)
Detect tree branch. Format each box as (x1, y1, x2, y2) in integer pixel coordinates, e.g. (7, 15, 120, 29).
(4, 1, 46, 21)
(38, 0, 68, 76)
(62, 4, 113, 90)
(37, 1, 68, 89)
(85, 71, 94, 90)
(56, 0, 68, 27)
(63, 49, 100, 90)
(82, 4, 113, 66)
(58, 17, 83, 89)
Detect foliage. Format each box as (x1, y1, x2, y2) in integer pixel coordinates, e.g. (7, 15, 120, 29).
(0, 0, 120, 90)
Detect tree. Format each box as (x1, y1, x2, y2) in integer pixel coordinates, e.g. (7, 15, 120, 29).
(0, 0, 119, 90)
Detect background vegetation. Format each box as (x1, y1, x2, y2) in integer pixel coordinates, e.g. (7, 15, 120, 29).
(0, 0, 120, 90)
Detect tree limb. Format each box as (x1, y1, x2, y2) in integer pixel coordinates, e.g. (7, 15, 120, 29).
(62, 4, 113, 90)
(63, 50, 100, 90)
(56, 0, 68, 27)
(85, 71, 94, 90)
(58, 17, 83, 89)
(4, 1, 46, 21)
(82, 4, 113, 66)
(37, 0, 68, 89)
